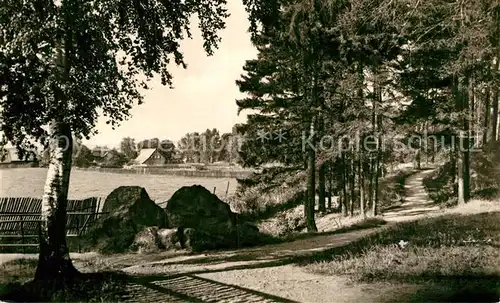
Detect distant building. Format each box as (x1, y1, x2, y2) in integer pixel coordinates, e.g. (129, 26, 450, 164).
(132, 148, 166, 166)
(101, 150, 116, 162)
(171, 152, 184, 164)
(91, 146, 111, 158)
(0, 148, 38, 166)
(96, 149, 127, 168)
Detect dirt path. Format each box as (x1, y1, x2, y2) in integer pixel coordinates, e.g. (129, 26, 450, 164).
(382, 169, 441, 222)
(109, 169, 441, 302)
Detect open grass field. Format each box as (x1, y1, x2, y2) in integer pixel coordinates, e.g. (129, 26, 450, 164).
(0, 168, 238, 202)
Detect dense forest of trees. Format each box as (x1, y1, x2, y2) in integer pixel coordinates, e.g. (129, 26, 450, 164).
(237, 0, 500, 230)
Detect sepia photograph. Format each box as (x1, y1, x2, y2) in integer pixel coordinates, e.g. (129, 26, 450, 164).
(0, 0, 499, 302)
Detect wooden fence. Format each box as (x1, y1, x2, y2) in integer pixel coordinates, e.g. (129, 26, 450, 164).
(0, 162, 39, 169)
(0, 197, 105, 252)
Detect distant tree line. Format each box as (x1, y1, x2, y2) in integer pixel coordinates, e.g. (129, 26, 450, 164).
(40, 141, 128, 168)
(177, 126, 243, 164)
(39, 125, 246, 168)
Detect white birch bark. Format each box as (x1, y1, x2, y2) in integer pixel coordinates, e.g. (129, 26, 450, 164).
(35, 120, 77, 280)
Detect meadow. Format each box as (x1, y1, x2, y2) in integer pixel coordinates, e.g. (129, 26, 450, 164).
(0, 168, 238, 202)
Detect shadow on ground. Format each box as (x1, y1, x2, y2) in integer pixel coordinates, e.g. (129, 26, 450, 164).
(3, 229, 499, 302)
(125, 274, 299, 302)
(395, 276, 500, 303)
(124, 251, 500, 303)
(0, 271, 130, 302)
(0, 270, 300, 303)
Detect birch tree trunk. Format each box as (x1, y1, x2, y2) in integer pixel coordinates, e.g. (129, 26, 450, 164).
(34, 22, 78, 280)
(35, 120, 78, 281)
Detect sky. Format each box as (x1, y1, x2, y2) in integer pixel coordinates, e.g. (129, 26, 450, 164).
(83, 1, 257, 149)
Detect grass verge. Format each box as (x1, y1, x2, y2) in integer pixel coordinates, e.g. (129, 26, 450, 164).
(302, 212, 500, 302)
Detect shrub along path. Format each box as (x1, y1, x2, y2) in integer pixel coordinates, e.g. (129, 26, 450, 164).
(102, 168, 449, 302)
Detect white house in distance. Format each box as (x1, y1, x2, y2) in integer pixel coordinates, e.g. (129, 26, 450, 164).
(131, 148, 167, 166)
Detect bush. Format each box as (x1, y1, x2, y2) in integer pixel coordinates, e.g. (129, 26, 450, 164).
(228, 168, 307, 219)
(425, 143, 500, 206)
(273, 210, 305, 237)
(258, 206, 305, 237)
(423, 162, 456, 206)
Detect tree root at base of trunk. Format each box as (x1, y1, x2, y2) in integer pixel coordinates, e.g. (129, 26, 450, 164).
(34, 257, 80, 282)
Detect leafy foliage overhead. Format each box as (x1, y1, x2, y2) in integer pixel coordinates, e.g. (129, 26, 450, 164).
(0, 0, 229, 148)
